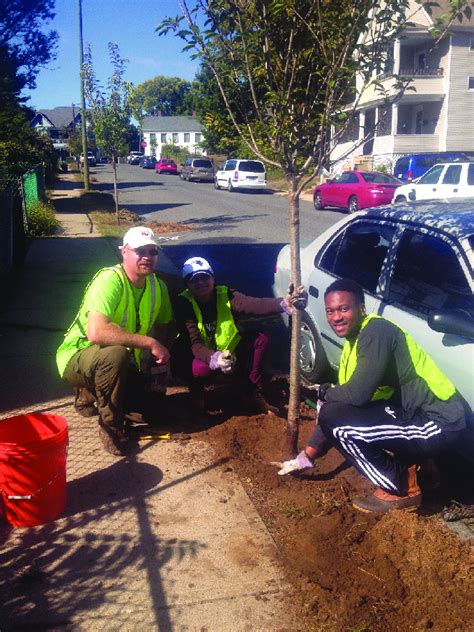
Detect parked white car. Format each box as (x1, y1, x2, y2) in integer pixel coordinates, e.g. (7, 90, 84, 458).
(394, 162, 474, 203)
(273, 201, 474, 408)
(214, 159, 266, 192)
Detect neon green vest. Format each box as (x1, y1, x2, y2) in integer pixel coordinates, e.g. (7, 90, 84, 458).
(338, 314, 456, 402)
(180, 285, 241, 352)
(56, 264, 162, 375)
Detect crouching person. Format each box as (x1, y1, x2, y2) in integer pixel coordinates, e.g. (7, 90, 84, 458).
(56, 227, 173, 456)
(278, 278, 472, 514)
(171, 256, 307, 415)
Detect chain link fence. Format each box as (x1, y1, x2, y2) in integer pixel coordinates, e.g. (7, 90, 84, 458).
(0, 165, 46, 278)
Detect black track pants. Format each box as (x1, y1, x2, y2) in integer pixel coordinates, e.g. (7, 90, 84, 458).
(316, 401, 461, 495)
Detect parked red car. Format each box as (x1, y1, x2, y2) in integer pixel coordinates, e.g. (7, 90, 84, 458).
(313, 170, 402, 213)
(155, 158, 178, 175)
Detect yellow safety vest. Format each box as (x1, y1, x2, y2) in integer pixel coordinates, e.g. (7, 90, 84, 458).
(180, 285, 241, 352)
(338, 314, 456, 402)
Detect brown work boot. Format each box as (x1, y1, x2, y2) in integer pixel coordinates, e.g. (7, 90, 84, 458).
(246, 388, 279, 416)
(98, 425, 138, 457)
(74, 387, 98, 418)
(352, 466, 422, 514)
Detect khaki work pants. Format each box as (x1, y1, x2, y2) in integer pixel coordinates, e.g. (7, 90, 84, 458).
(63, 345, 145, 429)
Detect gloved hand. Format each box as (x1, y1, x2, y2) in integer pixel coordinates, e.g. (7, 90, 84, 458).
(277, 449, 315, 475)
(209, 350, 236, 374)
(317, 382, 333, 402)
(280, 283, 308, 314)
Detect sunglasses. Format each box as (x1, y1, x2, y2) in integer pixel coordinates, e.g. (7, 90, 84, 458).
(132, 247, 159, 257)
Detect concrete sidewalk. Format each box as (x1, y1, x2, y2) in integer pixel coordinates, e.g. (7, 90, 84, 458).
(0, 179, 299, 630)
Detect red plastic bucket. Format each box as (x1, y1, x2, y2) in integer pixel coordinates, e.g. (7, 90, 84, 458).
(0, 413, 69, 527)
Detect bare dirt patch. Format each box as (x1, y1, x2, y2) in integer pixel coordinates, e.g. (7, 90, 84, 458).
(161, 379, 474, 631)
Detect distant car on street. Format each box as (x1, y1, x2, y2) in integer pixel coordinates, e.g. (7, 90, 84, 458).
(140, 156, 157, 169)
(313, 170, 402, 213)
(393, 151, 470, 183)
(273, 200, 474, 409)
(214, 159, 266, 192)
(127, 151, 143, 165)
(394, 162, 474, 203)
(180, 157, 214, 182)
(155, 158, 178, 174)
(79, 151, 96, 167)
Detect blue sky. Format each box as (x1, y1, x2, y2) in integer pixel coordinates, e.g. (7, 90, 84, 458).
(24, 0, 201, 110)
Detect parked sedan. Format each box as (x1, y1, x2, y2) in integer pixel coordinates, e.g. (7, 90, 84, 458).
(140, 156, 157, 169)
(313, 170, 402, 213)
(273, 200, 474, 408)
(155, 158, 178, 175)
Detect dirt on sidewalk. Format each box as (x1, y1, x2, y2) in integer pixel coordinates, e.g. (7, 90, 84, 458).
(163, 379, 474, 632)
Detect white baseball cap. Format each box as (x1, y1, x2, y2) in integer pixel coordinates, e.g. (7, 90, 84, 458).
(121, 226, 159, 249)
(182, 257, 214, 280)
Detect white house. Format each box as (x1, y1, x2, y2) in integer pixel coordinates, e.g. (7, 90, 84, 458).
(142, 115, 206, 158)
(331, 0, 474, 171)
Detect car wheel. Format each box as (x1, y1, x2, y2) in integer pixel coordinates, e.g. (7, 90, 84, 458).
(314, 192, 324, 210)
(299, 312, 330, 384)
(348, 196, 359, 213)
(227, 179, 235, 192)
(214, 178, 220, 190)
(157, 169, 161, 174)
(180, 172, 185, 180)
(394, 195, 407, 204)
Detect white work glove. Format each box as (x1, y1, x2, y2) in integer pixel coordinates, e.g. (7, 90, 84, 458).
(277, 450, 314, 475)
(280, 283, 308, 315)
(209, 350, 236, 374)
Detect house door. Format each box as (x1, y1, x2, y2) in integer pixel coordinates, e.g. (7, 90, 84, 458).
(415, 110, 423, 134)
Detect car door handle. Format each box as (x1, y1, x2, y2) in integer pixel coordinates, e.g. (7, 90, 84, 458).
(309, 285, 319, 299)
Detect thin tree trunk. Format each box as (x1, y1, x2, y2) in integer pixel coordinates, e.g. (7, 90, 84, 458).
(285, 187, 302, 458)
(112, 154, 120, 225)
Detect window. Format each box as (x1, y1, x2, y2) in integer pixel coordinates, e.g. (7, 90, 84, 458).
(469, 76, 474, 90)
(195, 133, 202, 143)
(361, 172, 401, 184)
(335, 172, 359, 184)
(150, 133, 156, 143)
(225, 160, 236, 171)
(417, 164, 444, 184)
(238, 160, 265, 173)
(442, 165, 462, 185)
(319, 222, 395, 293)
(160, 133, 167, 143)
(468, 164, 474, 185)
(183, 132, 190, 143)
(387, 231, 473, 315)
(172, 132, 179, 143)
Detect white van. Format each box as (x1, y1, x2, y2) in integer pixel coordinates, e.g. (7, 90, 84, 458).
(394, 162, 474, 203)
(214, 159, 266, 192)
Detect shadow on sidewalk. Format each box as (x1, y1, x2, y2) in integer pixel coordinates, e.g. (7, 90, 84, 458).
(0, 455, 228, 630)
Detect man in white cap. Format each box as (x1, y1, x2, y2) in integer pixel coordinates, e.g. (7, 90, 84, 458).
(56, 226, 173, 456)
(172, 256, 307, 414)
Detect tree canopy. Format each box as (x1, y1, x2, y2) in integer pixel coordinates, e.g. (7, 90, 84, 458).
(133, 75, 193, 116)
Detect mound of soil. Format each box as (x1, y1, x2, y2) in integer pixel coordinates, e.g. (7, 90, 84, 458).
(166, 380, 473, 631)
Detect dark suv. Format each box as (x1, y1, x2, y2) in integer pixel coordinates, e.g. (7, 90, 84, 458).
(180, 157, 214, 182)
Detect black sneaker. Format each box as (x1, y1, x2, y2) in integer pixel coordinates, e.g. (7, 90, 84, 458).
(98, 425, 137, 457)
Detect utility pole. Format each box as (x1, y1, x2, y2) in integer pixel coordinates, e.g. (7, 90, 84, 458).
(78, 0, 89, 191)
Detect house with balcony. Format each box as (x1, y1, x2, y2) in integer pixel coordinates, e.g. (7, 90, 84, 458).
(142, 115, 206, 158)
(331, 0, 474, 171)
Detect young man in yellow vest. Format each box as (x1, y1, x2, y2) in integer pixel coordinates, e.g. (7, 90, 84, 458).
(278, 278, 472, 513)
(172, 256, 307, 415)
(56, 226, 173, 456)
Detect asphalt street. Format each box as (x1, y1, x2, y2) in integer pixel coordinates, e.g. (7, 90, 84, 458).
(92, 163, 344, 297)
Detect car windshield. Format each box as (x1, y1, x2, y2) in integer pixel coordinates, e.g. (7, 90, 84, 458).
(361, 173, 401, 184)
(238, 161, 265, 173)
(194, 159, 212, 168)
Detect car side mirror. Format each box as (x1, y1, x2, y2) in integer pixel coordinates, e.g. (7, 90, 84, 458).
(428, 309, 474, 341)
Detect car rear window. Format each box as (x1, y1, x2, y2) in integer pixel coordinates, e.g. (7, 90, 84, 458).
(395, 157, 409, 171)
(193, 159, 212, 168)
(238, 161, 265, 173)
(468, 164, 474, 185)
(361, 173, 401, 184)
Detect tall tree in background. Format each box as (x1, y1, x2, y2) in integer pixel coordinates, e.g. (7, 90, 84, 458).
(0, 0, 58, 175)
(82, 43, 132, 223)
(134, 76, 192, 116)
(159, 0, 470, 455)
